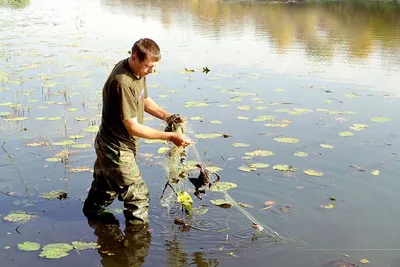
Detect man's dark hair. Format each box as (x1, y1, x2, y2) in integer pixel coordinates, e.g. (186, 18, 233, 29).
(131, 38, 161, 62)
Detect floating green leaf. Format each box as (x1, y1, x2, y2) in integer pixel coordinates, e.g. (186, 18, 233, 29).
(207, 166, 223, 172)
(210, 182, 237, 191)
(190, 116, 204, 121)
(349, 124, 368, 131)
(0, 112, 11, 116)
(219, 104, 230, 108)
(17, 241, 41, 251)
(39, 243, 74, 259)
(265, 123, 288, 128)
(245, 150, 275, 157)
(4, 211, 32, 223)
(177, 191, 193, 211)
(239, 165, 256, 172)
(75, 118, 88, 121)
(40, 191, 66, 200)
(4, 117, 28, 122)
(83, 126, 99, 133)
(71, 144, 91, 149)
(195, 133, 222, 139)
(69, 135, 84, 139)
(303, 169, 324, 177)
(72, 241, 99, 250)
(339, 131, 354, 137)
(210, 199, 231, 207)
(38, 116, 61, 121)
(321, 204, 335, 209)
(371, 170, 380, 176)
(320, 144, 334, 149)
(45, 157, 61, 162)
(52, 140, 75, 146)
(236, 116, 249, 120)
(249, 163, 269, 169)
(371, 117, 391, 122)
(185, 101, 209, 108)
(26, 141, 49, 147)
(237, 105, 251, 110)
(273, 137, 299, 143)
(294, 152, 308, 157)
(68, 108, 78, 112)
(209, 120, 222, 124)
(252, 115, 275, 122)
(273, 165, 296, 172)
(229, 97, 242, 102)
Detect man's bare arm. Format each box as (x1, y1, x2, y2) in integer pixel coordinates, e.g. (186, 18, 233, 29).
(123, 117, 192, 147)
(144, 97, 170, 121)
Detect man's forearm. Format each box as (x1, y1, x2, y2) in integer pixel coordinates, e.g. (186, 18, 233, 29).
(123, 118, 172, 140)
(144, 97, 170, 121)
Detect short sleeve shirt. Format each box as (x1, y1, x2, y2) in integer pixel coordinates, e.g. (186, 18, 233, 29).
(97, 58, 148, 154)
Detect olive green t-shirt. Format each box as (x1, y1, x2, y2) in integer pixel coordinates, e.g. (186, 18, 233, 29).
(97, 58, 148, 154)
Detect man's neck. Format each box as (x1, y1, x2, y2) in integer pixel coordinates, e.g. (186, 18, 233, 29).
(128, 57, 140, 79)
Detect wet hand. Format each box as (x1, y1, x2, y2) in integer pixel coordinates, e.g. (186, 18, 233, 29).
(170, 133, 193, 147)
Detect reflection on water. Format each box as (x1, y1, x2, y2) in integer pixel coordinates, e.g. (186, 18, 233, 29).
(101, 0, 400, 91)
(87, 219, 151, 267)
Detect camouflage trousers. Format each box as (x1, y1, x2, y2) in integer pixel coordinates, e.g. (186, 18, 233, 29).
(83, 137, 149, 225)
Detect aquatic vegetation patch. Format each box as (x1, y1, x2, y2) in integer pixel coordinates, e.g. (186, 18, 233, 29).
(17, 241, 41, 252)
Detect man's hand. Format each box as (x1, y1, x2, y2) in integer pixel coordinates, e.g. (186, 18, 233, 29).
(169, 132, 193, 147)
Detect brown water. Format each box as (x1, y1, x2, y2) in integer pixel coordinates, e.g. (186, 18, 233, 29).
(1, 0, 400, 266)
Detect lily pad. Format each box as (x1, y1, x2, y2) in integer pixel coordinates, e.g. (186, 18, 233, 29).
(157, 147, 169, 154)
(40, 191, 66, 200)
(209, 120, 222, 124)
(195, 133, 222, 139)
(52, 140, 75, 146)
(371, 117, 391, 122)
(338, 131, 354, 137)
(185, 101, 209, 108)
(72, 241, 100, 250)
(238, 165, 256, 172)
(83, 126, 99, 133)
(236, 116, 249, 120)
(273, 137, 299, 143)
(4, 211, 32, 223)
(371, 170, 380, 176)
(232, 143, 250, 147)
(4, 117, 28, 122)
(69, 135, 84, 139)
(303, 169, 324, 177)
(245, 150, 275, 157)
(294, 152, 308, 157)
(273, 165, 296, 172)
(71, 144, 91, 149)
(249, 163, 269, 169)
(45, 157, 61, 162)
(26, 141, 49, 147)
(320, 144, 334, 149)
(177, 191, 193, 211)
(349, 124, 368, 131)
(39, 243, 74, 259)
(75, 118, 88, 121)
(144, 139, 167, 144)
(190, 116, 204, 121)
(207, 166, 223, 172)
(210, 182, 237, 192)
(252, 115, 275, 122)
(210, 199, 231, 208)
(321, 204, 335, 209)
(17, 241, 41, 251)
(237, 105, 251, 111)
(68, 166, 92, 173)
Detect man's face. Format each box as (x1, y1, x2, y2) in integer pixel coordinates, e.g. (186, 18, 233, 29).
(132, 54, 158, 78)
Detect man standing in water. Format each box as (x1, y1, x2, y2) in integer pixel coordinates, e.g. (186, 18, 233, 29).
(83, 38, 193, 225)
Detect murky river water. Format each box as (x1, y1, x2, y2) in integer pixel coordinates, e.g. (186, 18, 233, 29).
(1, 0, 400, 266)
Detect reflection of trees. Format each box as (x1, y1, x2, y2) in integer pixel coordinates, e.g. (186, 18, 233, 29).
(0, 0, 30, 9)
(101, 0, 400, 61)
